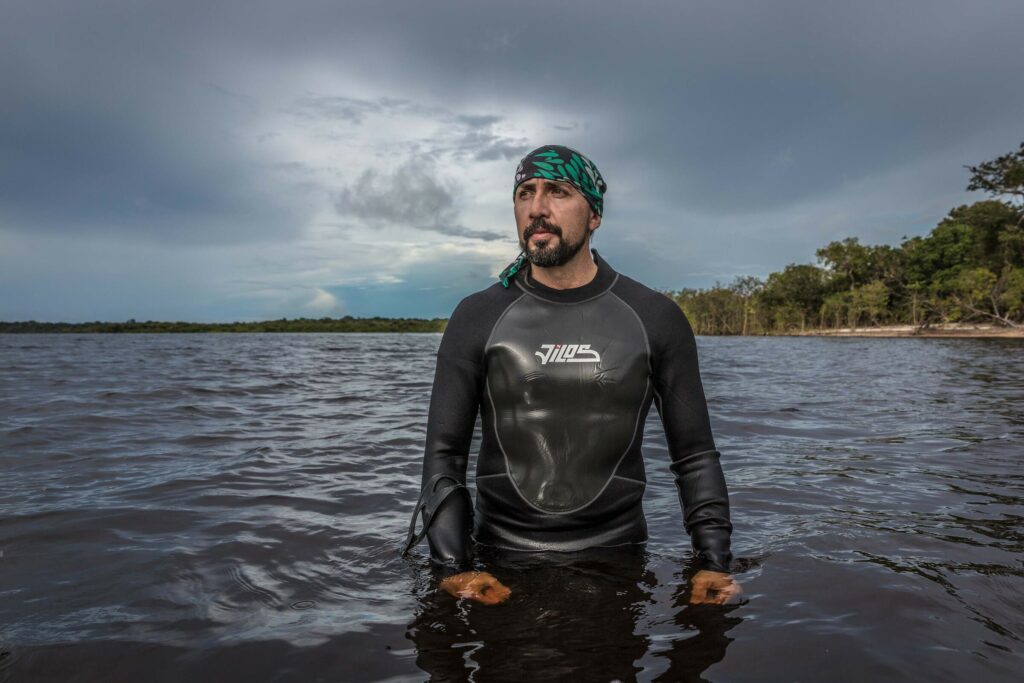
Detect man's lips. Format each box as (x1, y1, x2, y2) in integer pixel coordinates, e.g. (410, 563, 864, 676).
(528, 230, 557, 240)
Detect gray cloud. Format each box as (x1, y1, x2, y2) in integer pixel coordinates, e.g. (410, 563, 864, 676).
(333, 158, 503, 240)
(417, 223, 506, 241)
(3, 0, 1024, 320)
(454, 128, 530, 162)
(259, 1, 1018, 214)
(289, 93, 530, 163)
(244, 0, 1024, 213)
(290, 95, 381, 125)
(0, 102, 308, 243)
(289, 95, 445, 126)
(458, 115, 502, 129)
(451, 115, 530, 161)
(0, 5, 315, 244)
(334, 159, 457, 225)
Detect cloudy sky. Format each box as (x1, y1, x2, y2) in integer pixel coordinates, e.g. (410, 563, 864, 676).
(2, 0, 1023, 321)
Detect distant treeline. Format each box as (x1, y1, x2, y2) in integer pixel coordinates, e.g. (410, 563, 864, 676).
(668, 142, 1024, 335)
(0, 317, 447, 334)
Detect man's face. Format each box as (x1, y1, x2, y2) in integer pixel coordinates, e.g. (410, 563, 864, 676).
(514, 179, 602, 268)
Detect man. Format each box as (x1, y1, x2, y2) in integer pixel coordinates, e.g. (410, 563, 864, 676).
(404, 145, 739, 606)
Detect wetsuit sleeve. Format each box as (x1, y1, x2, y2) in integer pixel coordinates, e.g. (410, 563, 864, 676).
(419, 299, 484, 573)
(650, 302, 734, 573)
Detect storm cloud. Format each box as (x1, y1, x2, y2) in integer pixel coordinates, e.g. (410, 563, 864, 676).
(333, 158, 504, 240)
(2, 0, 1023, 319)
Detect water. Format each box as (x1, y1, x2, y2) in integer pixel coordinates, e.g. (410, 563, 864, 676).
(1, 333, 1021, 681)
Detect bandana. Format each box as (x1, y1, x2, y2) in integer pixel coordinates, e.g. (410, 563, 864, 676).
(513, 145, 608, 216)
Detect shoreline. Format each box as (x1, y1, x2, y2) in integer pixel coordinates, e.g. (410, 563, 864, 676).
(3, 322, 1022, 338)
(783, 323, 1024, 338)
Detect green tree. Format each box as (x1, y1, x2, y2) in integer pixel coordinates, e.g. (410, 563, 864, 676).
(850, 280, 890, 327)
(758, 264, 828, 331)
(941, 201, 1022, 270)
(999, 268, 1024, 320)
(731, 275, 764, 335)
(952, 266, 1023, 327)
(816, 237, 871, 292)
(671, 285, 748, 335)
(820, 291, 852, 329)
(967, 141, 1024, 211)
(902, 222, 977, 293)
(998, 223, 1024, 268)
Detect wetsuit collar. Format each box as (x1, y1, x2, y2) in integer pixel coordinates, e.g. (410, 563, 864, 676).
(517, 249, 618, 304)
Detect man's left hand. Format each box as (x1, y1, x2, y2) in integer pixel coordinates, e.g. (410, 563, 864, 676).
(688, 569, 742, 605)
(439, 571, 511, 605)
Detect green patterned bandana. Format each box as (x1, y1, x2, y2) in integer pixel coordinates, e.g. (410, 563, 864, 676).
(514, 145, 608, 216)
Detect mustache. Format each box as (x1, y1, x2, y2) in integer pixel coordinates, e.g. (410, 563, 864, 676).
(524, 219, 562, 240)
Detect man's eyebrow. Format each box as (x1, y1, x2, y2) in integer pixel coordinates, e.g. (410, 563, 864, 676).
(516, 179, 575, 194)
(542, 180, 573, 191)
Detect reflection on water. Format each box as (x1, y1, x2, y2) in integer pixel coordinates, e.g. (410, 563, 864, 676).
(407, 548, 742, 683)
(1, 333, 1022, 681)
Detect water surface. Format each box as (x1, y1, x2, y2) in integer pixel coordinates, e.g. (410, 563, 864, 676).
(1, 333, 1022, 681)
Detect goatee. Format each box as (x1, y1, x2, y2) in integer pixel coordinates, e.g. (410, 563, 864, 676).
(520, 218, 589, 268)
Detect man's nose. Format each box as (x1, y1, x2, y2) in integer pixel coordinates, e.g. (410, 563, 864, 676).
(528, 191, 550, 218)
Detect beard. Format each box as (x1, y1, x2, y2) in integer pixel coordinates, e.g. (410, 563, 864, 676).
(519, 218, 589, 268)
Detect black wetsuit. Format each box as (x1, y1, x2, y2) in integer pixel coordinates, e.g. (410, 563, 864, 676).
(412, 250, 733, 573)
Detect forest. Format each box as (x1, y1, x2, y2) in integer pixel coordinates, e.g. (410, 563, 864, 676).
(669, 142, 1024, 335)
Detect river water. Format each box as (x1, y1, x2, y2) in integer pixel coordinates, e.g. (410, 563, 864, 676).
(1, 333, 1021, 681)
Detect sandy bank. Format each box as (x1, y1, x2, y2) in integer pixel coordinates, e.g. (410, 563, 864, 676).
(787, 323, 1024, 338)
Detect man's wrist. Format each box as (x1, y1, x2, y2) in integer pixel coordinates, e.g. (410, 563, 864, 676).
(430, 557, 474, 579)
(695, 548, 732, 574)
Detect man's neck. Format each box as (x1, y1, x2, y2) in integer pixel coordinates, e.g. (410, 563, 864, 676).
(530, 245, 598, 290)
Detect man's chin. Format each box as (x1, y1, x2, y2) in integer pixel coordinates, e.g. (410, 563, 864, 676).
(521, 230, 587, 268)
(528, 234, 559, 248)
(526, 243, 557, 262)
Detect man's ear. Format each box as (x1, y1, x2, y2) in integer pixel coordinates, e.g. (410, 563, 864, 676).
(589, 211, 602, 232)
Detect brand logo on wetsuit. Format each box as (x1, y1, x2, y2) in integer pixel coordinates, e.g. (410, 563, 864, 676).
(534, 344, 602, 365)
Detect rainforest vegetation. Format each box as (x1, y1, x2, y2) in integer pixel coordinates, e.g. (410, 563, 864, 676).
(668, 142, 1024, 335)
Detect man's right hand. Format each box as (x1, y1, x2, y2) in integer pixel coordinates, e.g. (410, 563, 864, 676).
(439, 571, 511, 605)
(688, 569, 742, 605)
